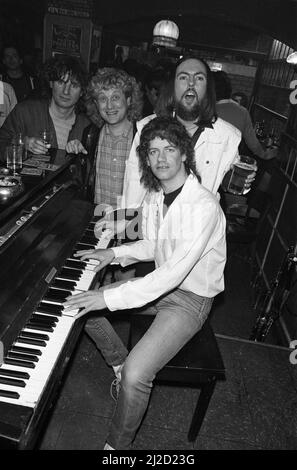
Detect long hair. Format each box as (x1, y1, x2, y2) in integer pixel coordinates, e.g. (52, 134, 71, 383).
(87, 67, 143, 127)
(154, 78, 175, 117)
(137, 116, 200, 192)
(162, 56, 217, 123)
(212, 70, 232, 101)
(37, 55, 88, 111)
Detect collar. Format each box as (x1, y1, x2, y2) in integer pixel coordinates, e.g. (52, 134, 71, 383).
(196, 119, 214, 129)
(105, 121, 133, 138)
(178, 116, 214, 130)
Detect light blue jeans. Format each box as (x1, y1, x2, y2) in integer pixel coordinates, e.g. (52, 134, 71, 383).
(85, 288, 213, 450)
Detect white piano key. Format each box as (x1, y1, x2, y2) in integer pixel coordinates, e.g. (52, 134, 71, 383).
(0, 229, 113, 407)
(0, 316, 75, 406)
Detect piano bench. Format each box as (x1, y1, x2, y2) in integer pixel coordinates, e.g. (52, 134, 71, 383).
(128, 315, 226, 442)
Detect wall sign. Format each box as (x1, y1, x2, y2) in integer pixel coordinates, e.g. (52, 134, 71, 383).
(52, 23, 82, 56)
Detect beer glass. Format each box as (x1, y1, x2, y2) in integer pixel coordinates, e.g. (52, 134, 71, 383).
(6, 143, 23, 175)
(39, 129, 52, 154)
(227, 155, 257, 195)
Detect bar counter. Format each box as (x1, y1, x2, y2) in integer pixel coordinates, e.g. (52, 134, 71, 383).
(0, 150, 81, 227)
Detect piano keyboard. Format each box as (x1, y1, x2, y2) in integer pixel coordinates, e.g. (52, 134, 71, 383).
(0, 224, 113, 407)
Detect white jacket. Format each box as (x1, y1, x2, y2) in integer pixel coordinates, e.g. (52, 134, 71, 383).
(104, 174, 226, 311)
(0, 81, 17, 128)
(121, 114, 241, 208)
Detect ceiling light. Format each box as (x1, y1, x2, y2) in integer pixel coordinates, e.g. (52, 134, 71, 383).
(286, 51, 297, 64)
(152, 20, 179, 48)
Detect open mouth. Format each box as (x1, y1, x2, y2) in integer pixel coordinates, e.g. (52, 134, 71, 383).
(183, 89, 197, 105)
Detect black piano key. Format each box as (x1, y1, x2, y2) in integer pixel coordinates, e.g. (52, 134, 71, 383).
(31, 313, 58, 324)
(0, 376, 26, 387)
(65, 259, 86, 270)
(52, 278, 76, 290)
(36, 302, 62, 316)
(11, 345, 42, 356)
(85, 228, 96, 236)
(16, 337, 46, 348)
(60, 267, 81, 281)
(27, 322, 54, 333)
(7, 351, 39, 363)
(0, 368, 30, 379)
(19, 331, 49, 341)
(80, 236, 97, 245)
(75, 242, 93, 251)
(0, 389, 20, 399)
(44, 288, 70, 302)
(67, 256, 90, 266)
(4, 358, 36, 369)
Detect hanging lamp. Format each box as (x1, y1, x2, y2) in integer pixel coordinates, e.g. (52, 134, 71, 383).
(286, 51, 297, 65)
(152, 20, 179, 48)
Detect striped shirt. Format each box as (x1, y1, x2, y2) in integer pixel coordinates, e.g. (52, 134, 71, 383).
(94, 122, 133, 207)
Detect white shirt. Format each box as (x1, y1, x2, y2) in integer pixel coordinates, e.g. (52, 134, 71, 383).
(103, 174, 226, 311)
(121, 115, 241, 208)
(0, 81, 17, 127)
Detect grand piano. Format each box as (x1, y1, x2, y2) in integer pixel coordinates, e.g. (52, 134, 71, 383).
(0, 151, 110, 449)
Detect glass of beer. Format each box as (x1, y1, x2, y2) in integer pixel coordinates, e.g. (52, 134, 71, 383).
(6, 143, 23, 175)
(39, 129, 52, 155)
(227, 155, 257, 195)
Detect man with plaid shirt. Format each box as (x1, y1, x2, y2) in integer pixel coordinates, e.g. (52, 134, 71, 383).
(68, 68, 143, 212)
(85, 68, 143, 212)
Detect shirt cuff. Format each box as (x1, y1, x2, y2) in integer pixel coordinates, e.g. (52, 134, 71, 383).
(103, 285, 127, 311)
(111, 245, 130, 259)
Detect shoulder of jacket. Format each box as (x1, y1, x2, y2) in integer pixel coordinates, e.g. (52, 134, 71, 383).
(12, 99, 43, 112)
(214, 117, 241, 138)
(136, 114, 156, 132)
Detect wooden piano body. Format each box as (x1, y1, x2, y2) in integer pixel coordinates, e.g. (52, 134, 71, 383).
(0, 152, 104, 449)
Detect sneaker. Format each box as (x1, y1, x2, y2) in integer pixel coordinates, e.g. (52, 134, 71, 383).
(110, 377, 121, 402)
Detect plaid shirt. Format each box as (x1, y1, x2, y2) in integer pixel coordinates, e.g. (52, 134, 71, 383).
(94, 122, 133, 207)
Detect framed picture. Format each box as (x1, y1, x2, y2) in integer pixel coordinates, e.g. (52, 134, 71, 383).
(44, 13, 93, 69)
(51, 23, 82, 56)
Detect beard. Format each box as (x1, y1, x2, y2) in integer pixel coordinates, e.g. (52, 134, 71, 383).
(175, 99, 201, 121)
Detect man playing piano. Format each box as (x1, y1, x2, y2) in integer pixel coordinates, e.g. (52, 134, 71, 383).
(64, 116, 226, 450)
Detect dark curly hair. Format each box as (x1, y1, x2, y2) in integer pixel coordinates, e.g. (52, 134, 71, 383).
(137, 116, 200, 192)
(37, 55, 88, 110)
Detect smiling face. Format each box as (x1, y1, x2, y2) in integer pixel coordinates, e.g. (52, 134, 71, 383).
(148, 137, 187, 192)
(95, 87, 131, 127)
(174, 59, 207, 121)
(50, 72, 82, 110)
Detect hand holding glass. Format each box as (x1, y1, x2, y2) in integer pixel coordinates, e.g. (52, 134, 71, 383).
(39, 129, 51, 154)
(227, 156, 257, 195)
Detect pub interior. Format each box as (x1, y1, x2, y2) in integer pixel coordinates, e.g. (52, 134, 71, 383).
(0, 0, 297, 452)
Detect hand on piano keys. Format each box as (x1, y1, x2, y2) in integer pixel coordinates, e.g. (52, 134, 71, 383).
(63, 290, 107, 319)
(73, 248, 115, 273)
(94, 218, 128, 240)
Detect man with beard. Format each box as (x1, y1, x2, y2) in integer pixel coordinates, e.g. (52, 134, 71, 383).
(63, 116, 226, 450)
(121, 56, 242, 210)
(95, 57, 242, 239)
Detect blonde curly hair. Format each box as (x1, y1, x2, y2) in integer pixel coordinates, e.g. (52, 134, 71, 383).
(87, 67, 143, 127)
